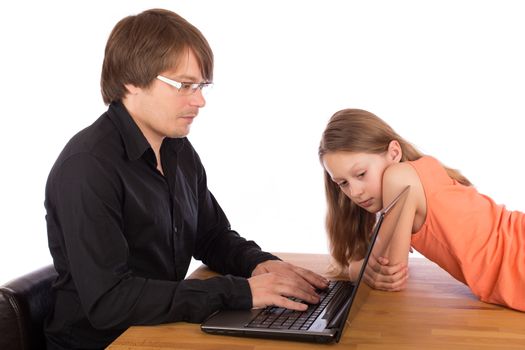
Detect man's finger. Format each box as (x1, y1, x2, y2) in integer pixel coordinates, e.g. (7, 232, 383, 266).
(291, 266, 329, 289)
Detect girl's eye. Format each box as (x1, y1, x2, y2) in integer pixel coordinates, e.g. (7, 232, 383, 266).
(357, 171, 366, 179)
(338, 181, 348, 188)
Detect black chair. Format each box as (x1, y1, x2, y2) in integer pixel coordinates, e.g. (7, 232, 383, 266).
(0, 265, 57, 350)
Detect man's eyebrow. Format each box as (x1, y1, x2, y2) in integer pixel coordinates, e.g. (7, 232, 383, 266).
(174, 74, 204, 82)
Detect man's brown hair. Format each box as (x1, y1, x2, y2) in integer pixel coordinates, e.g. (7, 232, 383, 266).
(101, 8, 213, 104)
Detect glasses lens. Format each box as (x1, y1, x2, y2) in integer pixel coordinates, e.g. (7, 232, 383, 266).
(177, 83, 194, 95)
(200, 83, 213, 96)
(178, 83, 213, 96)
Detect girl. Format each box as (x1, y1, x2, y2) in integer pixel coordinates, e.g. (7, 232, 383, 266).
(318, 108, 524, 311)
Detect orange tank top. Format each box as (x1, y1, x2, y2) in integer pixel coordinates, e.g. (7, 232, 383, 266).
(409, 156, 525, 311)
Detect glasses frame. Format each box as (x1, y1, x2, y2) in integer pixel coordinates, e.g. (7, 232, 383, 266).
(156, 75, 213, 95)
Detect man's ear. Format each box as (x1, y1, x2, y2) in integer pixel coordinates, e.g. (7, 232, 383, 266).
(388, 140, 403, 163)
(124, 83, 141, 95)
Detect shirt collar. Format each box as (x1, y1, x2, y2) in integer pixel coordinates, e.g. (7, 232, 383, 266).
(106, 101, 185, 161)
(106, 101, 152, 161)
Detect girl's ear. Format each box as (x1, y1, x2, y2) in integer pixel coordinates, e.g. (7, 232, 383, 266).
(387, 140, 403, 163)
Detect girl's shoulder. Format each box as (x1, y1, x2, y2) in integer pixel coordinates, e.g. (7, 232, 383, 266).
(382, 161, 426, 214)
(383, 161, 421, 188)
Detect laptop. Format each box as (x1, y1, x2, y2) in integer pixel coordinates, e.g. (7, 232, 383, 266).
(201, 186, 409, 343)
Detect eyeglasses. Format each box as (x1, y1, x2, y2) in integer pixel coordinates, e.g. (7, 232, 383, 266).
(156, 75, 213, 96)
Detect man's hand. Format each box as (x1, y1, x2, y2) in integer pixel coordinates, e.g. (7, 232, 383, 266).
(248, 260, 329, 311)
(362, 255, 408, 291)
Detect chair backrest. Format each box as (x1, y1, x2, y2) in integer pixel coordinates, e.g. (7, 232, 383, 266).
(0, 265, 57, 350)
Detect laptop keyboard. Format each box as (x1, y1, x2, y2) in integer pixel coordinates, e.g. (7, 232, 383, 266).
(246, 280, 350, 331)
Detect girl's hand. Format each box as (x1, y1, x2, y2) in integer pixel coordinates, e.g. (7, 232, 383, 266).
(363, 255, 408, 291)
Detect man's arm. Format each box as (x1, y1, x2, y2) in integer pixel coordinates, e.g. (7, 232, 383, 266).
(47, 153, 252, 328)
(187, 146, 328, 310)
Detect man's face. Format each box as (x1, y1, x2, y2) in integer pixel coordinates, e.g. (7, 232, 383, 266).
(124, 49, 208, 144)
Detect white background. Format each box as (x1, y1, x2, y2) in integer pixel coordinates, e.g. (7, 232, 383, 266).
(1, 0, 524, 283)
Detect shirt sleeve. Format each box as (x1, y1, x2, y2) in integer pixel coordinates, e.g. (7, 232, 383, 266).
(47, 153, 252, 329)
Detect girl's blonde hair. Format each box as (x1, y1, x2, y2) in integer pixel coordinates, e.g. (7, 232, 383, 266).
(318, 109, 471, 272)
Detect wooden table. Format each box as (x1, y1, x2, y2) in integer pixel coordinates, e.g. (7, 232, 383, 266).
(108, 253, 525, 349)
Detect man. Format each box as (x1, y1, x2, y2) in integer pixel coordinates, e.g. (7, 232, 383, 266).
(44, 8, 328, 349)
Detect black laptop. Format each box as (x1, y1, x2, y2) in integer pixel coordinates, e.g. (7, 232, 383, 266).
(201, 186, 409, 343)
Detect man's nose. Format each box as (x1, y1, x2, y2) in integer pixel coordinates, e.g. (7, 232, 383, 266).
(190, 89, 206, 107)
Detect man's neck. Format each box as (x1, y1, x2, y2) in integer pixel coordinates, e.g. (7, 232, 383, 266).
(122, 98, 165, 174)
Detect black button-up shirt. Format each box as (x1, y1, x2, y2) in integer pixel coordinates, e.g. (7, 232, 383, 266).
(44, 102, 278, 349)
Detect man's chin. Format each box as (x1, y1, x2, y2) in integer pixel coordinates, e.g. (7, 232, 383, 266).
(171, 127, 191, 138)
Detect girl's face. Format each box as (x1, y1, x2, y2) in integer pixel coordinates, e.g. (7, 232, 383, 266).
(322, 148, 398, 213)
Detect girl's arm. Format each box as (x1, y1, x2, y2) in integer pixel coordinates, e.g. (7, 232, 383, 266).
(363, 162, 425, 291)
(348, 258, 364, 281)
(381, 162, 424, 265)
